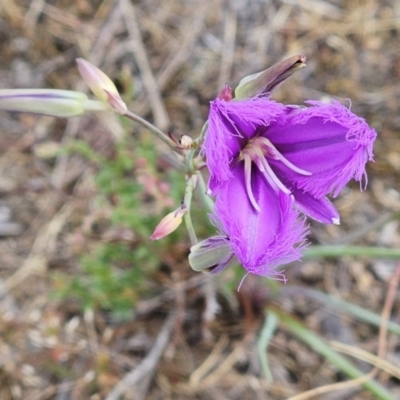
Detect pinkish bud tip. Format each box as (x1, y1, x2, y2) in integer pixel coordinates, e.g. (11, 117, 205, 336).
(217, 84, 233, 102)
(150, 207, 187, 240)
(76, 58, 127, 114)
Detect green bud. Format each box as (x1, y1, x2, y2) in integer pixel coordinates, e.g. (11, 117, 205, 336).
(76, 58, 128, 115)
(235, 55, 307, 100)
(189, 237, 236, 273)
(0, 89, 107, 117)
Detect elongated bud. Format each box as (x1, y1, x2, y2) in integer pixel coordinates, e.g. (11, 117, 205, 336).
(150, 206, 187, 240)
(189, 236, 237, 273)
(0, 89, 107, 117)
(235, 55, 307, 100)
(76, 58, 128, 115)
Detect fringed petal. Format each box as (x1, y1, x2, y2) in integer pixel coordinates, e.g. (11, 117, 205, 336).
(291, 188, 340, 225)
(213, 165, 309, 278)
(203, 98, 286, 186)
(266, 100, 377, 198)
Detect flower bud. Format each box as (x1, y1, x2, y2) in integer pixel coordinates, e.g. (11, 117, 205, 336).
(189, 236, 237, 273)
(179, 135, 194, 150)
(217, 84, 233, 102)
(150, 206, 187, 240)
(76, 58, 128, 115)
(0, 89, 107, 117)
(235, 55, 306, 100)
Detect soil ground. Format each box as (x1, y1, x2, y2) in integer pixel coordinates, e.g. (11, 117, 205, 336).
(1, 1, 400, 399)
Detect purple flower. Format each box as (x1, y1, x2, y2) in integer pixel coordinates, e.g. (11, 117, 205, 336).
(200, 96, 376, 277)
(205, 97, 376, 225)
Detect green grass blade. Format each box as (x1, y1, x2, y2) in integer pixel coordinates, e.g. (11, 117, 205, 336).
(282, 286, 400, 337)
(258, 310, 279, 381)
(276, 310, 395, 400)
(303, 246, 400, 259)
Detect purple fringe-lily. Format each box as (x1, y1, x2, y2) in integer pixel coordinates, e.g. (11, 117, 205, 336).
(200, 96, 377, 278)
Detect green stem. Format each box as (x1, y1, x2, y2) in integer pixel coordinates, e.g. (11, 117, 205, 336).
(124, 110, 181, 154)
(196, 172, 214, 213)
(183, 174, 198, 245)
(182, 120, 208, 170)
(304, 245, 400, 259)
(185, 120, 208, 169)
(282, 286, 400, 337)
(276, 310, 395, 400)
(194, 120, 208, 147)
(258, 310, 279, 381)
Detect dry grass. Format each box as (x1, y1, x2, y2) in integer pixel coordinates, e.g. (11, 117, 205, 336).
(1, 0, 400, 399)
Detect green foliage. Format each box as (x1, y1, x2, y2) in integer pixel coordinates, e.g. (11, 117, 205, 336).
(62, 242, 155, 321)
(63, 139, 106, 165)
(56, 135, 186, 320)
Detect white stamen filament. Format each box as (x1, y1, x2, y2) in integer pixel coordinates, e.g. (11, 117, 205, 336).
(252, 146, 289, 192)
(240, 136, 312, 212)
(271, 148, 312, 176)
(244, 154, 261, 212)
(258, 137, 311, 176)
(258, 156, 291, 194)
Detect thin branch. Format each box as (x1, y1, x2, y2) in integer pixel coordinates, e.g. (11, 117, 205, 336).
(124, 110, 181, 154)
(183, 174, 199, 245)
(218, 7, 237, 89)
(134, 2, 209, 118)
(105, 311, 177, 400)
(285, 262, 400, 400)
(118, 0, 170, 130)
(196, 172, 214, 214)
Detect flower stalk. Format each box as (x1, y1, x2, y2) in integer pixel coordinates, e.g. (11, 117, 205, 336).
(182, 174, 199, 245)
(124, 110, 181, 154)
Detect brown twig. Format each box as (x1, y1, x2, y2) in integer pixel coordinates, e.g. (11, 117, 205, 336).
(50, 0, 123, 189)
(217, 7, 237, 89)
(118, 0, 170, 130)
(105, 311, 177, 400)
(135, 2, 209, 118)
(286, 261, 400, 400)
(135, 274, 208, 317)
(4, 201, 73, 291)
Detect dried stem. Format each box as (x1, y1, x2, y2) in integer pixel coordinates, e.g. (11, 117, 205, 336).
(118, 0, 170, 130)
(286, 261, 400, 400)
(105, 311, 177, 400)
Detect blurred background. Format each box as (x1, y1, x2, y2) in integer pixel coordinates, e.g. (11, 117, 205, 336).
(0, 0, 400, 399)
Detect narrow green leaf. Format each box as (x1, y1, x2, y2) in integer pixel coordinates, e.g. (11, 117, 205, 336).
(258, 310, 279, 381)
(282, 286, 400, 337)
(276, 310, 395, 400)
(303, 246, 400, 259)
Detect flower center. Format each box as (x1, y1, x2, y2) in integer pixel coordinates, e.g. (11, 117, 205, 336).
(239, 137, 311, 211)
